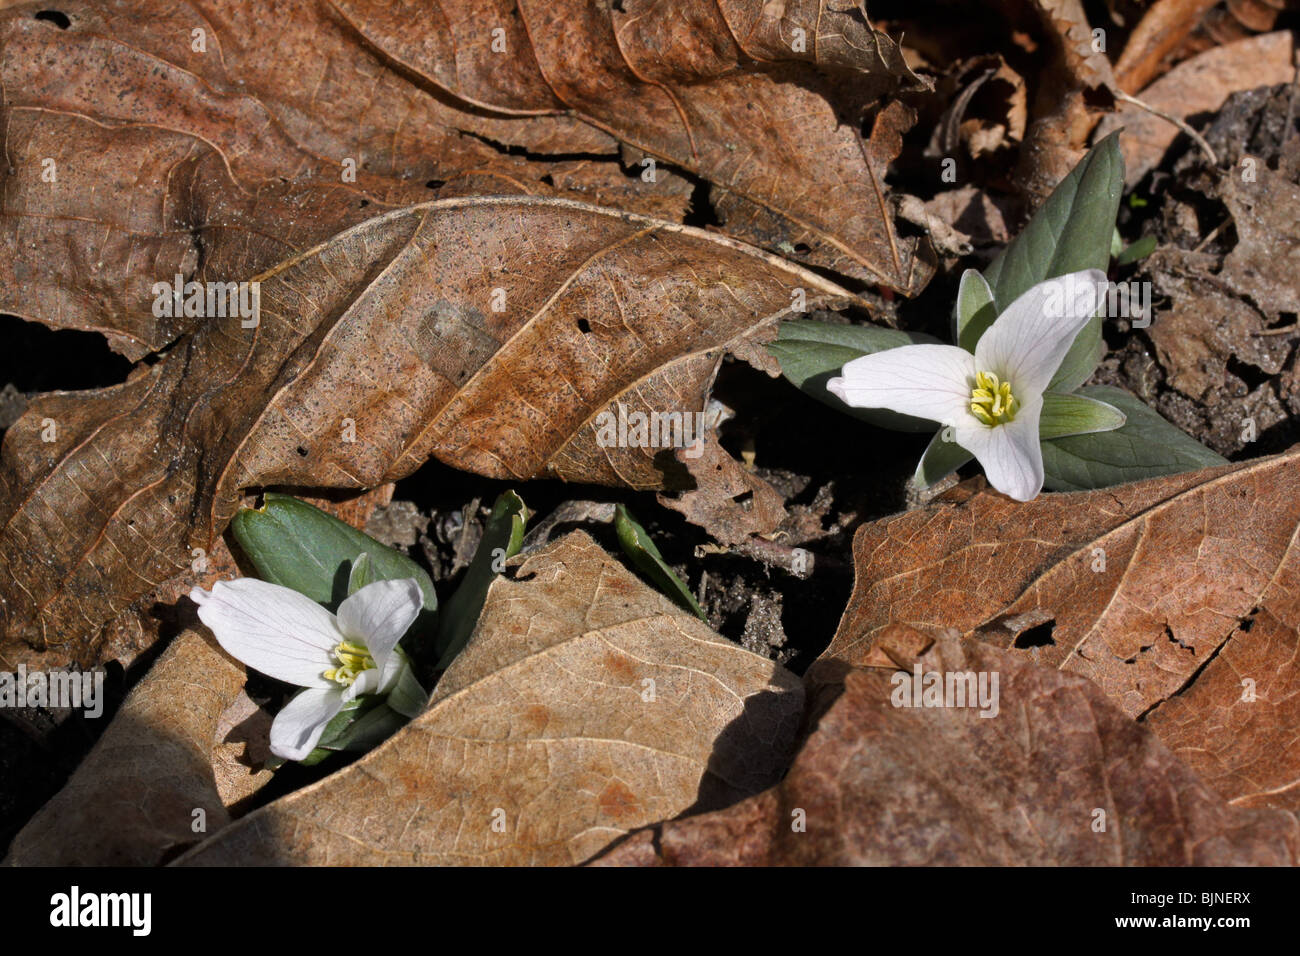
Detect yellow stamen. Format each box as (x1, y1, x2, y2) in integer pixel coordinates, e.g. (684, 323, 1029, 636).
(323, 639, 376, 687)
(969, 371, 1018, 426)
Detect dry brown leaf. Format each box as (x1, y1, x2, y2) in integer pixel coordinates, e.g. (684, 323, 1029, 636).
(541, 159, 696, 223)
(1031, 0, 1116, 91)
(658, 437, 790, 546)
(919, 186, 1012, 248)
(0, 0, 928, 360)
(0, 197, 852, 663)
(0, 0, 615, 358)
(593, 632, 1299, 865)
(2, 629, 241, 866)
(0, 484, 387, 678)
(809, 449, 1300, 812)
(1113, 0, 1223, 94)
(1219, 163, 1300, 317)
(175, 531, 804, 866)
(333, 0, 932, 289)
(1012, 0, 1117, 203)
(1097, 31, 1296, 188)
(0, 529, 241, 682)
(210, 689, 275, 810)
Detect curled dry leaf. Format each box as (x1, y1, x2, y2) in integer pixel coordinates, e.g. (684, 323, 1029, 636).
(925, 55, 1027, 162)
(1013, 0, 1116, 203)
(0, 197, 852, 662)
(176, 532, 804, 866)
(1113, 0, 1231, 95)
(0, 0, 927, 359)
(593, 631, 1299, 865)
(1030, 0, 1115, 92)
(810, 449, 1300, 812)
(2, 629, 241, 866)
(657, 437, 790, 546)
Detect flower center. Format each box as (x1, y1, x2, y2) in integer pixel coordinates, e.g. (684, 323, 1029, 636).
(969, 371, 1018, 426)
(324, 640, 376, 687)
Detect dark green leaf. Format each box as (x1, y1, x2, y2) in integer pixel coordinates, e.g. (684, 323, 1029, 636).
(434, 491, 528, 669)
(768, 319, 941, 432)
(1042, 386, 1228, 491)
(982, 133, 1124, 391)
(231, 494, 437, 620)
(614, 505, 705, 620)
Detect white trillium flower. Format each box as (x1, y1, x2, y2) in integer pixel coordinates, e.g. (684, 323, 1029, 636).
(190, 576, 426, 761)
(827, 270, 1109, 502)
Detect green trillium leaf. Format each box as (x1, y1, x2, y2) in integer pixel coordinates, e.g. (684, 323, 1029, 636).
(1041, 386, 1228, 491)
(231, 493, 437, 621)
(767, 319, 942, 432)
(981, 133, 1124, 392)
(913, 427, 973, 489)
(346, 551, 378, 596)
(1115, 234, 1157, 266)
(954, 268, 997, 352)
(300, 696, 406, 766)
(434, 490, 528, 670)
(614, 504, 706, 620)
(385, 659, 430, 719)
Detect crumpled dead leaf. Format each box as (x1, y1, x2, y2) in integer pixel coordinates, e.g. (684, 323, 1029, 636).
(1112, 0, 1222, 95)
(2, 628, 241, 866)
(176, 531, 804, 866)
(1217, 157, 1300, 317)
(809, 449, 1300, 812)
(332, 0, 932, 289)
(0, 0, 928, 359)
(658, 436, 790, 546)
(593, 630, 1299, 865)
(1014, 0, 1116, 203)
(0, 198, 851, 664)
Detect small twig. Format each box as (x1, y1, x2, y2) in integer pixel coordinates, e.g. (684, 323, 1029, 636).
(1112, 87, 1218, 168)
(696, 537, 848, 577)
(1192, 221, 1225, 253)
(1251, 324, 1299, 336)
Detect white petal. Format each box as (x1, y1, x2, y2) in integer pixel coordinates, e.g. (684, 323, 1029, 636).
(827, 344, 976, 426)
(344, 667, 382, 702)
(190, 579, 340, 687)
(955, 398, 1044, 502)
(269, 686, 346, 761)
(336, 578, 423, 676)
(974, 270, 1108, 398)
